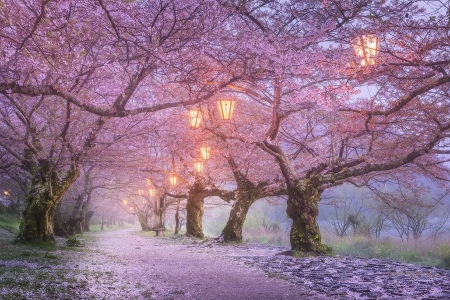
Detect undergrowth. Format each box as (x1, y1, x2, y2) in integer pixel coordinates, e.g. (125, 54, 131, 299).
(323, 235, 450, 269)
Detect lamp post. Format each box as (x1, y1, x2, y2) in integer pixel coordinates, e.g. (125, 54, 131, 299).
(189, 109, 202, 129)
(351, 34, 379, 66)
(217, 99, 236, 120)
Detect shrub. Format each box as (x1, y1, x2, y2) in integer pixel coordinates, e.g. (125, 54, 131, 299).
(435, 243, 450, 269)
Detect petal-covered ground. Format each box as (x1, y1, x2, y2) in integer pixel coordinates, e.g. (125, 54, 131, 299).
(1, 227, 449, 299)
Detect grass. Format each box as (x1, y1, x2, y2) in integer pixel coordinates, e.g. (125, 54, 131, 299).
(0, 213, 20, 235)
(0, 213, 135, 299)
(322, 233, 450, 269)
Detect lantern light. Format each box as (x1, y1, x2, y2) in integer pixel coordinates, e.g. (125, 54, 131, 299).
(123, 199, 128, 205)
(200, 146, 211, 160)
(149, 189, 156, 197)
(138, 189, 144, 195)
(189, 109, 202, 129)
(169, 174, 177, 186)
(3, 190, 9, 196)
(351, 34, 379, 66)
(217, 99, 236, 120)
(146, 179, 152, 186)
(194, 161, 204, 173)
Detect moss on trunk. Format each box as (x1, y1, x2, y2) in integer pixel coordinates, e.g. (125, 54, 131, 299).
(186, 180, 205, 239)
(17, 159, 79, 243)
(137, 212, 151, 231)
(286, 178, 330, 254)
(220, 197, 256, 242)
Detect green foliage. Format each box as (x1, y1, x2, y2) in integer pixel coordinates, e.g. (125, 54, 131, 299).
(0, 213, 20, 234)
(64, 237, 84, 247)
(324, 236, 448, 268)
(435, 243, 450, 269)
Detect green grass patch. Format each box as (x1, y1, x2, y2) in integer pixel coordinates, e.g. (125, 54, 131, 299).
(0, 213, 20, 235)
(323, 236, 450, 268)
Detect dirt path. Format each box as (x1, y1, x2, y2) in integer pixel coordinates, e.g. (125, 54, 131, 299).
(74, 227, 310, 299)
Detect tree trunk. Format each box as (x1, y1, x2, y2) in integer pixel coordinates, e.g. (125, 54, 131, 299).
(137, 212, 151, 231)
(16, 160, 79, 243)
(186, 180, 205, 239)
(84, 211, 94, 232)
(53, 201, 68, 237)
(219, 158, 264, 243)
(220, 197, 257, 242)
(286, 179, 328, 254)
(175, 200, 180, 235)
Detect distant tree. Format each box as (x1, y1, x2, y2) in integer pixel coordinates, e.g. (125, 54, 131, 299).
(371, 187, 450, 241)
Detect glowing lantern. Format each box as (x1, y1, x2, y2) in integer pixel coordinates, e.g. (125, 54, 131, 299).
(123, 199, 128, 205)
(146, 179, 152, 186)
(138, 189, 144, 195)
(149, 189, 156, 197)
(3, 190, 9, 196)
(169, 174, 177, 186)
(189, 109, 202, 129)
(194, 161, 204, 173)
(351, 34, 379, 66)
(200, 147, 211, 160)
(217, 99, 236, 120)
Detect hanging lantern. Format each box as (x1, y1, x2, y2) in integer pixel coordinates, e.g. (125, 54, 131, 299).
(138, 189, 144, 195)
(123, 199, 128, 205)
(200, 146, 211, 160)
(217, 99, 236, 120)
(194, 161, 204, 173)
(149, 188, 156, 197)
(189, 109, 202, 129)
(3, 190, 9, 197)
(146, 179, 152, 186)
(351, 34, 379, 66)
(169, 174, 177, 186)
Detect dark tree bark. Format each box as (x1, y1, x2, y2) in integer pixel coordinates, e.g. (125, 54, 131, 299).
(53, 201, 68, 237)
(136, 211, 151, 231)
(17, 159, 79, 243)
(175, 199, 180, 235)
(220, 158, 267, 242)
(186, 180, 205, 239)
(286, 178, 327, 253)
(84, 211, 94, 232)
(185, 177, 235, 239)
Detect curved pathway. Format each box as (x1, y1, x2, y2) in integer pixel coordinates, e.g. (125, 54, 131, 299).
(73, 227, 309, 299)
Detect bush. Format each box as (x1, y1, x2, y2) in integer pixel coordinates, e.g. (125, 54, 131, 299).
(435, 243, 450, 269)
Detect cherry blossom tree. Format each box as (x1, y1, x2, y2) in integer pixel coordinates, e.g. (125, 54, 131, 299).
(209, 0, 450, 253)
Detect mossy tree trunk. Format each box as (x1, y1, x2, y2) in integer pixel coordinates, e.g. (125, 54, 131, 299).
(220, 158, 266, 242)
(175, 199, 180, 234)
(184, 177, 234, 239)
(17, 159, 80, 243)
(220, 196, 257, 242)
(137, 211, 151, 231)
(84, 211, 94, 231)
(186, 180, 205, 239)
(286, 178, 327, 253)
(53, 201, 68, 237)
